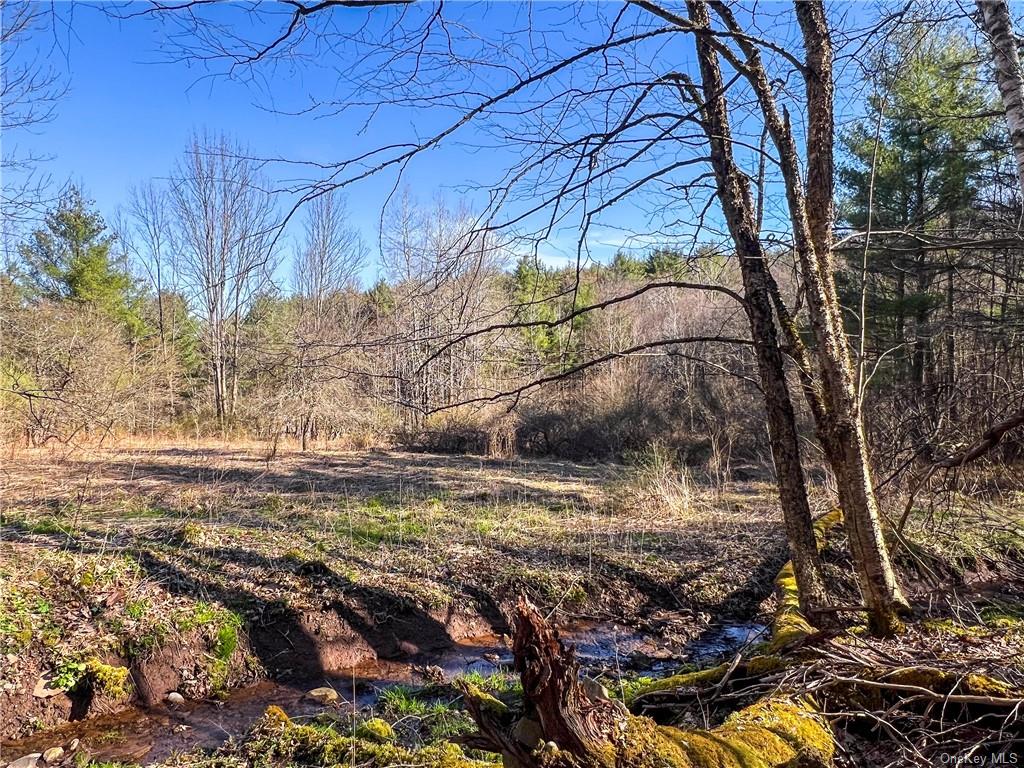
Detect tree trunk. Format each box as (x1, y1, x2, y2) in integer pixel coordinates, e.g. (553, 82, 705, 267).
(793, 0, 909, 635)
(702, 0, 910, 634)
(461, 599, 834, 768)
(687, 0, 832, 618)
(978, 0, 1024, 194)
(460, 598, 622, 765)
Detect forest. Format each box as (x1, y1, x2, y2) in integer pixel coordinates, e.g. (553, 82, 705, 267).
(1, 1, 1023, 767)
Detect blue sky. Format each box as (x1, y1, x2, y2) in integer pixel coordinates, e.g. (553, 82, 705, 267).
(10, 2, 640, 281)
(6, 1, 884, 287)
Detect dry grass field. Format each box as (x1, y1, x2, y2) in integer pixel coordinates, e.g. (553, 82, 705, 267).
(0, 442, 798, 754)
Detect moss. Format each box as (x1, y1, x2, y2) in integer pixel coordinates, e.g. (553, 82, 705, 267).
(726, 697, 834, 763)
(625, 655, 792, 704)
(921, 618, 976, 637)
(884, 667, 1014, 698)
(768, 562, 815, 652)
(743, 655, 787, 676)
(460, 682, 510, 717)
(354, 718, 396, 744)
(980, 599, 1024, 629)
(591, 697, 833, 768)
(85, 658, 132, 700)
(178, 521, 206, 546)
(812, 509, 844, 547)
(767, 510, 844, 653)
(262, 705, 290, 727)
(624, 664, 729, 704)
(240, 707, 491, 767)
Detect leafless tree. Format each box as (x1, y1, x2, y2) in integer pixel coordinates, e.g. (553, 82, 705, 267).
(126, 181, 178, 347)
(136, 0, 921, 631)
(294, 191, 365, 327)
(0, 1, 66, 245)
(170, 132, 279, 427)
(289, 190, 366, 448)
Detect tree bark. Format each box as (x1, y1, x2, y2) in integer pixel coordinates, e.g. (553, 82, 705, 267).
(695, 0, 906, 633)
(793, 0, 909, 636)
(687, 0, 832, 619)
(461, 599, 834, 768)
(978, 0, 1024, 195)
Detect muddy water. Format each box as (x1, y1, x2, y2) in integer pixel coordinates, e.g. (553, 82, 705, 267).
(0, 621, 765, 766)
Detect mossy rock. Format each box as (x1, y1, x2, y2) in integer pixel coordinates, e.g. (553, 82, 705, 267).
(980, 599, 1024, 630)
(354, 717, 396, 744)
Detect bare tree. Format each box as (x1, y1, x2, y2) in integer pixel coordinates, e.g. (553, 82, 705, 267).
(139, 0, 920, 631)
(127, 181, 178, 348)
(1, 1, 66, 242)
(170, 132, 278, 428)
(294, 190, 364, 328)
(673, 0, 909, 632)
(290, 190, 366, 448)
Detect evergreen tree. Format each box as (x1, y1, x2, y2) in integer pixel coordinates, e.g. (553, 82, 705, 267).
(17, 186, 147, 338)
(510, 255, 595, 370)
(839, 32, 997, 390)
(608, 250, 646, 279)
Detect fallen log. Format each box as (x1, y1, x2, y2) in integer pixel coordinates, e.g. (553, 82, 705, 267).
(460, 599, 835, 768)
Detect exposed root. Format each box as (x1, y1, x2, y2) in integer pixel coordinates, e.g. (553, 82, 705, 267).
(460, 599, 835, 768)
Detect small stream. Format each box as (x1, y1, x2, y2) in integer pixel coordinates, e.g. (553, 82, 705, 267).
(1, 620, 765, 767)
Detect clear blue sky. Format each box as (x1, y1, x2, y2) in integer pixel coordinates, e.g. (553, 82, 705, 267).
(7, 1, 884, 286)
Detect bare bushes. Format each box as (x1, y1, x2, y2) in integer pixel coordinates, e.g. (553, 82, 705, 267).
(0, 299, 165, 446)
(402, 407, 520, 458)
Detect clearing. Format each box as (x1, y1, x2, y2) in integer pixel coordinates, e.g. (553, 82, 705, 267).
(0, 443, 792, 764)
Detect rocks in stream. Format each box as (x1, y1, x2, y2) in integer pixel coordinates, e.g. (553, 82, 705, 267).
(5, 738, 79, 768)
(306, 687, 340, 705)
(165, 691, 185, 707)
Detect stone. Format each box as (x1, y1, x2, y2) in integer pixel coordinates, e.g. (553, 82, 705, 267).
(41, 747, 64, 764)
(32, 675, 62, 699)
(306, 686, 340, 705)
(512, 716, 543, 747)
(166, 691, 185, 706)
(6, 753, 41, 768)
